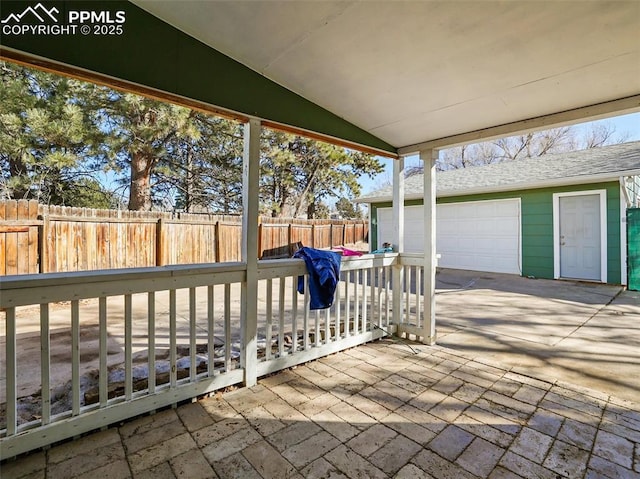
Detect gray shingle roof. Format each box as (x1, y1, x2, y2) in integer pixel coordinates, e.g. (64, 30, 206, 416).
(358, 141, 640, 202)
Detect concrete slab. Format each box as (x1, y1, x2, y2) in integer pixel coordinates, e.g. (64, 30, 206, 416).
(434, 269, 640, 402)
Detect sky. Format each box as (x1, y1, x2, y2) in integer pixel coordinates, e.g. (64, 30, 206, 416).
(358, 111, 640, 196)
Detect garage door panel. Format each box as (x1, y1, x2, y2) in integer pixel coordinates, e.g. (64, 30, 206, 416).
(437, 199, 521, 275)
(458, 237, 481, 250)
(377, 199, 521, 274)
(438, 221, 460, 235)
(443, 253, 476, 269)
(494, 218, 519, 234)
(476, 203, 496, 216)
(476, 221, 496, 235)
(495, 201, 520, 216)
(494, 238, 519, 252)
(476, 256, 498, 268)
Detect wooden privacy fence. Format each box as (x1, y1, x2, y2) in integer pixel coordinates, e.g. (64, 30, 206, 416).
(0, 200, 368, 275)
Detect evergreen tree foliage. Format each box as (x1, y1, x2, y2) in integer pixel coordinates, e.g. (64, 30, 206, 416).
(167, 116, 243, 213)
(0, 61, 104, 205)
(1, 61, 383, 215)
(335, 197, 363, 219)
(260, 130, 383, 218)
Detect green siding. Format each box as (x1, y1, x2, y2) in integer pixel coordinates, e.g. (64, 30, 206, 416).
(1, 0, 395, 154)
(370, 182, 622, 284)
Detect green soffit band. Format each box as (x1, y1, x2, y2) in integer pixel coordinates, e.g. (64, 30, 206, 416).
(0, 0, 396, 154)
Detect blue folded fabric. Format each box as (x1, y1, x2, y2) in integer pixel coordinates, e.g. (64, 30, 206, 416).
(371, 246, 393, 254)
(293, 246, 341, 310)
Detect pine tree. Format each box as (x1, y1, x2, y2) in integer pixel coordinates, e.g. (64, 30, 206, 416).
(0, 61, 105, 205)
(260, 131, 383, 218)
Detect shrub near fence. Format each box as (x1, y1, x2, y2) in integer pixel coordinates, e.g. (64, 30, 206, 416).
(0, 200, 368, 275)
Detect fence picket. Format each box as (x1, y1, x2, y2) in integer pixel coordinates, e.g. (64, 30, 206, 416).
(0, 201, 368, 275)
(0, 203, 6, 276)
(5, 201, 18, 275)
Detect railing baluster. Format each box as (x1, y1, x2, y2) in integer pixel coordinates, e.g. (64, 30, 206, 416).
(315, 310, 320, 347)
(333, 279, 340, 343)
(353, 270, 359, 335)
(40, 304, 51, 424)
(148, 292, 156, 393)
(6, 307, 17, 436)
(124, 294, 133, 400)
(292, 277, 298, 353)
(377, 267, 383, 328)
(370, 267, 375, 330)
(278, 278, 285, 357)
(169, 289, 177, 388)
(325, 308, 330, 345)
(361, 269, 368, 333)
(71, 300, 80, 416)
(303, 275, 310, 350)
(99, 297, 108, 406)
(405, 265, 411, 325)
(343, 272, 349, 339)
(415, 267, 422, 328)
(189, 288, 197, 381)
(224, 284, 231, 372)
(385, 266, 391, 327)
(266, 279, 273, 360)
(207, 285, 214, 376)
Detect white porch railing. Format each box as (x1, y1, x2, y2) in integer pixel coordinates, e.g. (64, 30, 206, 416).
(395, 252, 427, 337)
(0, 252, 425, 459)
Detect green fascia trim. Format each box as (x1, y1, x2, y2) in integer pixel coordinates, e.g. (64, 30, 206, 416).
(1, 0, 395, 154)
(369, 183, 622, 283)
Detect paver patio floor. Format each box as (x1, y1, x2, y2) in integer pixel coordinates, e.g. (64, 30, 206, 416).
(3, 339, 639, 479)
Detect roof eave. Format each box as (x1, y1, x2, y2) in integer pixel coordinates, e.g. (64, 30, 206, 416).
(357, 169, 640, 203)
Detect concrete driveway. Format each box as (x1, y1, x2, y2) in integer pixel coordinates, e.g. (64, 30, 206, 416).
(434, 268, 640, 402)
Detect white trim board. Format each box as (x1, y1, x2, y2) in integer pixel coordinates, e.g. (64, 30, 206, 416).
(553, 190, 608, 283)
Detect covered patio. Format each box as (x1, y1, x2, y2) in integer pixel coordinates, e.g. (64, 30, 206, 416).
(1, 0, 640, 474)
(3, 340, 640, 478)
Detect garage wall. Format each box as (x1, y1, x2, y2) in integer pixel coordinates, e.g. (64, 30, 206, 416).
(369, 181, 622, 283)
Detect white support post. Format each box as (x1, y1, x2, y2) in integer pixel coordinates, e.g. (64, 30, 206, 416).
(241, 118, 261, 387)
(421, 148, 438, 345)
(392, 157, 405, 328)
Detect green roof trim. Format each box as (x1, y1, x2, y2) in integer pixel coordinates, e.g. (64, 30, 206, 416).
(1, 0, 396, 154)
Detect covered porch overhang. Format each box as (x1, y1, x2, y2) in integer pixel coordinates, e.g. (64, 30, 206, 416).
(1, 0, 639, 459)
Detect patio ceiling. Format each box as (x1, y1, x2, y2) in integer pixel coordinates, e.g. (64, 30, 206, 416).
(133, 0, 640, 152)
(1, 1, 639, 155)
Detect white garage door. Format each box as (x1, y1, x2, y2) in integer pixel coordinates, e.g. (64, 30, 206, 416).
(377, 199, 521, 274)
